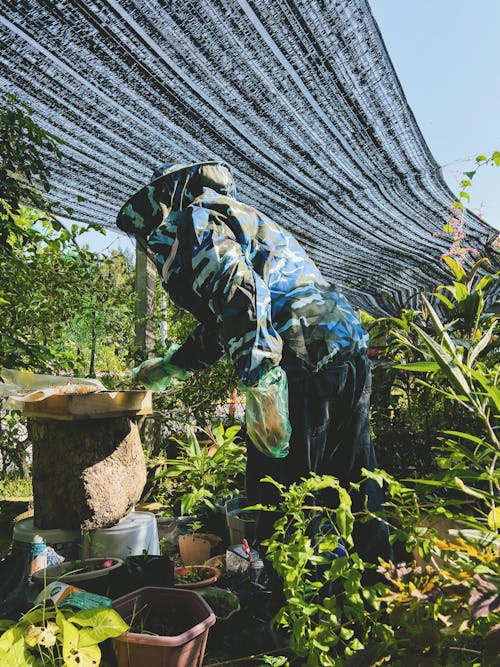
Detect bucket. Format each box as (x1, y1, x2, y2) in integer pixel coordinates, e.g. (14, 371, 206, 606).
(12, 518, 81, 560)
(224, 496, 255, 546)
(88, 511, 160, 559)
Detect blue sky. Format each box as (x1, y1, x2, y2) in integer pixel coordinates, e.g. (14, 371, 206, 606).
(370, 0, 500, 231)
(80, 0, 500, 253)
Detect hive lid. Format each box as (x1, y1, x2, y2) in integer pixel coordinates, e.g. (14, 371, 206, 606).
(22, 390, 152, 420)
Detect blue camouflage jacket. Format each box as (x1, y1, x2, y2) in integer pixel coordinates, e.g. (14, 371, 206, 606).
(116, 161, 368, 386)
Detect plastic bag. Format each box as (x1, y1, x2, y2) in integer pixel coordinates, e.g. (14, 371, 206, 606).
(239, 366, 291, 458)
(0, 369, 104, 411)
(131, 344, 190, 391)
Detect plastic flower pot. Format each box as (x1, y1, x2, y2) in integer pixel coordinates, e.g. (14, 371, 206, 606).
(112, 586, 216, 667)
(224, 495, 256, 546)
(32, 557, 123, 596)
(110, 555, 174, 599)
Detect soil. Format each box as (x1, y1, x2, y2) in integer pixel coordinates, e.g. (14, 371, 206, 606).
(130, 603, 192, 637)
(174, 566, 215, 584)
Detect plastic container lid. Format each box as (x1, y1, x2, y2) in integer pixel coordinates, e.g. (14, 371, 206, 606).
(13, 518, 80, 545)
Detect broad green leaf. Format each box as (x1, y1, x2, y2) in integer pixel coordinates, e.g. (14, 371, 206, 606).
(433, 291, 455, 310)
(475, 272, 499, 293)
(61, 618, 79, 662)
(442, 255, 466, 281)
(64, 643, 101, 667)
(468, 322, 495, 366)
(476, 155, 487, 162)
(464, 170, 477, 179)
(459, 191, 470, 202)
(487, 507, 500, 530)
(468, 368, 500, 412)
(412, 324, 471, 398)
(454, 281, 469, 303)
(0, 625, 23, 649)
(68, 607, 128, 640)
(492, 151, 500, 166)
(466, 257, 491, 288)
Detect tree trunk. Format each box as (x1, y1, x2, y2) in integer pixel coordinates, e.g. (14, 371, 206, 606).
(28, 416, 147, 531)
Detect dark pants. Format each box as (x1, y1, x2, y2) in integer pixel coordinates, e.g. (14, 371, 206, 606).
(246, 353, 391, 564)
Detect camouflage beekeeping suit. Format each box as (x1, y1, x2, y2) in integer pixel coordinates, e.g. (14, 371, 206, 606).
(117, 160, 391, 562)
(116, 161, 368, 386)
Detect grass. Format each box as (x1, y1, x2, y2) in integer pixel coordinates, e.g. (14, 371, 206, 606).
(0, 475, 33, 558)
(0, 475, 32, 500)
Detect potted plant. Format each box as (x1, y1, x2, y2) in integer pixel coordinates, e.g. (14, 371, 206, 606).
(32, 557, 123, 596)
(173, 565, 220, 589)
(224, 494, 256, 546)
(0, 601, 128, 666)
(112, 586, 216, 667)
(197, 586, 240, 620)
(157, 424, 246, 519)
(110, 552, 174, 598)
(178, 520, 221, 565)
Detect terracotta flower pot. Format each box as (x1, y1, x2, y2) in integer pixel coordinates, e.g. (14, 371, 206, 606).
(178, 534, 211, 565)
(173, 565, 220, 589)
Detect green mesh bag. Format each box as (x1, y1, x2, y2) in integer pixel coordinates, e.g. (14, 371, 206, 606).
(239, 366, 291, 458)
(131, 344, 190, 391)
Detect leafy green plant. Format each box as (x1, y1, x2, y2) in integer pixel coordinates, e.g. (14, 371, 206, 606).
(392, 261, 499, 533)
(155, 423, 246, 516)
(357, 255, 500, 664)
(259, 474, 392, 667)
(0, 603, 128, 666)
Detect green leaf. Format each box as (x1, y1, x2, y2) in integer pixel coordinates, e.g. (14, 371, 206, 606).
(464, 170, 477, 179)
(412, 324, 471, 399)
(442, 255, 466, 281)
(460, 179, 472, 187)
(459, 191, 471, 202)
(468, 322, 495, 366)
(65, 643, 101, 667)
(492, 151, 500, 166)
(475, 272, 498, 293)
(454, 477, 488, 499)
(476, 155, 487, 162)
(68, 607, 128, 641)
(433, 292, 455, 310)
(441, 430, 484, 445)
(466, 257, 492, 289)
(393, 361, 440, 372)
(62, 617, 79, 660)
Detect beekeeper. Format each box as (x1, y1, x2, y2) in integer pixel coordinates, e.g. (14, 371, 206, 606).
(116, 161, 390, 563)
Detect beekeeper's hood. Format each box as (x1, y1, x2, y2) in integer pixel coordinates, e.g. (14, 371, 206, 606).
(116, 160, 236, 239)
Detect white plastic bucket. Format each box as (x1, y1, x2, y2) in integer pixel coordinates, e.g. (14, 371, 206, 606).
(88, 511, 160, 558)
(12, 518, 81, 560)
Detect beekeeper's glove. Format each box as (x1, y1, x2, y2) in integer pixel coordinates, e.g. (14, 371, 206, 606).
(239, 366, 291, 458)
(132, 344, 191, 391)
